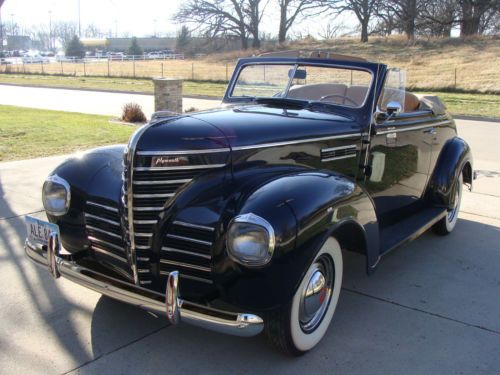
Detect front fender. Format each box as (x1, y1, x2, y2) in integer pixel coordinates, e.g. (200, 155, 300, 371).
(427, 137, 473, 208)
(216, 170, 379, 311)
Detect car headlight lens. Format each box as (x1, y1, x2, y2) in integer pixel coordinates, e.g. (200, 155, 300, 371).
(226, 213, 275, 267)
(42, 175, 71, 216)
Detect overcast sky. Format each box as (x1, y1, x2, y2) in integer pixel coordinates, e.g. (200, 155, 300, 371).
(1, 0, 351, 39)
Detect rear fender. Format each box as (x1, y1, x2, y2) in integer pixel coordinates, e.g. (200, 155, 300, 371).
(427, 137, 473, 208)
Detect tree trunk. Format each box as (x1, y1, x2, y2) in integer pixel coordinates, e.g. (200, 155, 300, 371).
(460, 2, 481, 36)
(404, 0, 416, 40)
(252, 34, 261, 48)
(360, 21, 369, 42)
(278, 14, 287, 44)
(240, 34, 248, 50)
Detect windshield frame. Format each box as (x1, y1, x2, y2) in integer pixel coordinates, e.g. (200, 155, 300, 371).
(226, 60, 376, 110)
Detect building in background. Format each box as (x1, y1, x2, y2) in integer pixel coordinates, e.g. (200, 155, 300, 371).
(7, 35, 31, 50)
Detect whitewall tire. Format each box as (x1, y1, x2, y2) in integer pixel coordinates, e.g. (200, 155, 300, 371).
(265, 237, 343, 355)
(433, 173, 463, 235)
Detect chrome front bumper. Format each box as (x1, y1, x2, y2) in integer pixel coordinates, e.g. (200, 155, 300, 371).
(25, 238, 264, 337)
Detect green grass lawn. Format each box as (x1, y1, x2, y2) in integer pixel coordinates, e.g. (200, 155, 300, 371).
(0, 105, 134, 161)
(0, 73, 498, 118)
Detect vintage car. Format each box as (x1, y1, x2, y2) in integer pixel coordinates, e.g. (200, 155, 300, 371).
(25, 51, 473, 355)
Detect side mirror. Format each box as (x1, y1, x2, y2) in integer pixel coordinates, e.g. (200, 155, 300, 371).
(386, 101, 402, 116)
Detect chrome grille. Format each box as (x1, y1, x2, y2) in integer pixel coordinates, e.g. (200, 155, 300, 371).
(126, 149, 229, 286)
(160, 221, 215, 284)
(84, 200, 132, 281)
(321, 145, 357, 162)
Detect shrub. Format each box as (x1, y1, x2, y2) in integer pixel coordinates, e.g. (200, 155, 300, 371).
(184, 107, 199, 113)
(121, 103, 147, 123)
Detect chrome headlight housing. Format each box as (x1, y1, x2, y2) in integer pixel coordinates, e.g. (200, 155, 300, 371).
(42, 175, 71, 216)
(226, 213, 275, 267)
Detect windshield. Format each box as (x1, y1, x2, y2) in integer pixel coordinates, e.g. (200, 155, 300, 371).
(230, 63, 373, 108)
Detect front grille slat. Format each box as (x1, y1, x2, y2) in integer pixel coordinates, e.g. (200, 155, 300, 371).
(127, 149, 229, 287)
(85, 200, 130, 276)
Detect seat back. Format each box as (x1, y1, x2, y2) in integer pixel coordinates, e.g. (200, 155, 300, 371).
(345, 85, 369, 106)
(288, 83, 347, 103)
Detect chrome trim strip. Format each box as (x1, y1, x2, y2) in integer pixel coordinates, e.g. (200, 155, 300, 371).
(85, 225, 122, 239)
(134, 219, 158, 224)
(137, 148, 230, 156)
(135, 232, 153, 238)
(166, 234, 212, 246)
(91, 245, 128, 263)
(136, 256, 150, 261)
(377, 121, 450, 135)
(172, 221, 215, 232)
(135, 245, 151, 250)
(135, 164, 226, 171)
(25, 242, 263, 337)
(321, 154, 357, 162)
(86, 201, 119, 213)
(160, 271, 213, 284)
(160, 259, 211, 272)
(133, 179, 192, 185)
(133, 206, 164, 211)
(88, 236, 125, 252)
(137, 269, 150, 273)
(84, 213, 120, 227)
(133, 193, 174, 198)
(321, 144, 357, 153)
(162, 246, 212, 260)
(231, 133, 362, 151)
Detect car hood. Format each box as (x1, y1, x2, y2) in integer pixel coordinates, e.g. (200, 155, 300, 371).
(190, 104, 360, 149)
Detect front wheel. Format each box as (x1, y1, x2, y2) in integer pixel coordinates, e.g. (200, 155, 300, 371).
(433, 173, 463, 235)
(265, 237, 343, 356)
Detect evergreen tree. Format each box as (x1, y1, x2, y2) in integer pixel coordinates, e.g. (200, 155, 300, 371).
(128, 37, 143, 56)
(65, 35, 85, 58)
(176, 26, 191, 52)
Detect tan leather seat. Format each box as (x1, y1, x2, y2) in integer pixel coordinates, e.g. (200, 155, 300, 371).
(345, 85, 369, 106)
(288, 83, 347, 103)
(379, 88, 421, 112)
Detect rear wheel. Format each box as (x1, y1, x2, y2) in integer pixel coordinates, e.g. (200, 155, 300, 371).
(265, 237, 343, 356)
(433, 173, 463, 235)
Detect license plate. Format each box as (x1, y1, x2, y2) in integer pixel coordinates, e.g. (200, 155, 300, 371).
(25, 216, 60, 247)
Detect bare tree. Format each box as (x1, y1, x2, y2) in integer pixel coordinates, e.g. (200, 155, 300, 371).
(458, 0, 498, 36)
(84, 23, 105, 38)
(378, 0, 420, 39)
(174, 0, 268, 49)
(53, 21, 78, 49)
(418, 0, 458, 37)
(323, 0, 381, 42)
(318, 20, 346, 39)
(277, 0, 321, 44)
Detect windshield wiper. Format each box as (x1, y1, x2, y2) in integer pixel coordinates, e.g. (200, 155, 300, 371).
(255, 97, 308, 109)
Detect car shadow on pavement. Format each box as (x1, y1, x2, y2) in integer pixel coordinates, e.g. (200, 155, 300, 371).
(86, 217, 500, 373)
(0, 177, 95, 370)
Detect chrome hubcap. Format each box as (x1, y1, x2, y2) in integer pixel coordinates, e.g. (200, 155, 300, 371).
(299, 255, 334, 333)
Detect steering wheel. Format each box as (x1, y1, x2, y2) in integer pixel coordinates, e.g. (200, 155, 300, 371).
(319, 94, 359, 106)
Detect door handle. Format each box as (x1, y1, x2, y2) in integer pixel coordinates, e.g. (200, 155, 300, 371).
(424, 128, 437, 135)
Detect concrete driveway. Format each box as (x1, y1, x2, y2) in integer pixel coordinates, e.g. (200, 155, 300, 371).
(0, 84, 221, 117)
(0, 119, 499, 374)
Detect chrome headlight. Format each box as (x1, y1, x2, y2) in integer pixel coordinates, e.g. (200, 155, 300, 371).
(226, 213, 275, 267)
(42, 175, 71, 216)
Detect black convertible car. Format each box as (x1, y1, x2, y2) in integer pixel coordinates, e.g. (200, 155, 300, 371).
(25, 51, 473, 355)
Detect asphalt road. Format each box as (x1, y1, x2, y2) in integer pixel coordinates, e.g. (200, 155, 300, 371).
(0, 105, 499, 371)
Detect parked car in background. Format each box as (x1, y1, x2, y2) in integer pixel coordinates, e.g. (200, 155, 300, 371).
(25, 51, 473, 356)
(107, 52, 125, 61)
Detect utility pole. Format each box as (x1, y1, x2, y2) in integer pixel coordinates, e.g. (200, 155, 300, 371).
(48, 10, 52, 50)
(78, 0, 81, 37)
(0, 2, 3, 58)
(154, 19, 157, 37)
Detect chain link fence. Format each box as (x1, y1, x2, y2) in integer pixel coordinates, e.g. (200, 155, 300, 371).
(0, 57, 498, 93)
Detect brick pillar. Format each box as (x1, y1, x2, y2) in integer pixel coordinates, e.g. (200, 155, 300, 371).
(153, 78, 183, 113)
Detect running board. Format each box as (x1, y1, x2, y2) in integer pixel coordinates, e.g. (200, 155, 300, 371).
(379, 207, 447, 256)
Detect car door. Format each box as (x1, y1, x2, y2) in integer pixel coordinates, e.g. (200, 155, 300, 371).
(364, 110, 435, 226)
